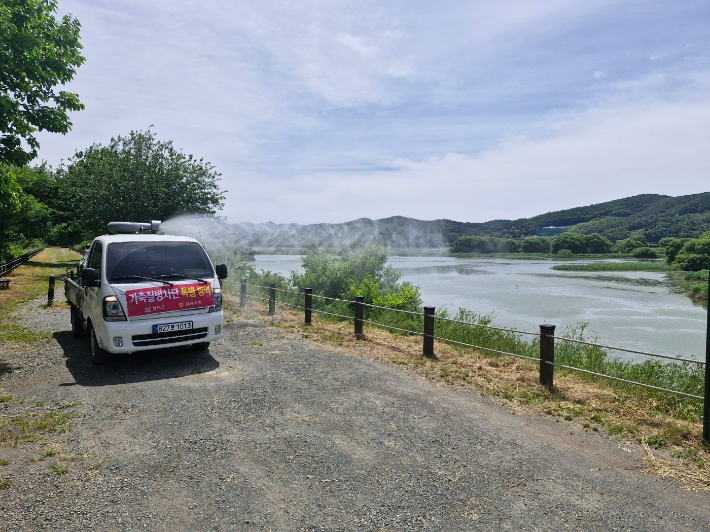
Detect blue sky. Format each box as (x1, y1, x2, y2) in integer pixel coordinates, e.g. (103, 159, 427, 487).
(37, 0, 710, 224)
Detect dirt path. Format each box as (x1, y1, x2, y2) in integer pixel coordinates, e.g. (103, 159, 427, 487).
(1, 252, 709, 531)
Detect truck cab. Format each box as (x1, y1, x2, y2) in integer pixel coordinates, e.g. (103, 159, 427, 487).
(65, 221, 227, 365)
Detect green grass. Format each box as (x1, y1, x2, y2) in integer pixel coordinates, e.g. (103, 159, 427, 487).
(0, 409, 81, 446)
(551, 261, 675, 272)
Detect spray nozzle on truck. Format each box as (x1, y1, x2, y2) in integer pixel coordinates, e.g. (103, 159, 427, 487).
(65, 221, 228, 365)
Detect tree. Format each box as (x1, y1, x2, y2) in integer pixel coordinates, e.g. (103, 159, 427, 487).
(520, 236, 550, 253)
(57, 130, 227, 238)
(1, 0, 85, 166)
(673, 232, 710, 271)
(0, 164, 52, 260)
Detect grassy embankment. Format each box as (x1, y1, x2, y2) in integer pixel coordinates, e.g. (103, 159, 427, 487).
(0, 248, 87, 486)
(0, 247, 79, 344)
(229, 282, 710, 488)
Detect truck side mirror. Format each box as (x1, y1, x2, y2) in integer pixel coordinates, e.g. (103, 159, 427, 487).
(81, 268, 100, 287)
(215, 263, 228, 280)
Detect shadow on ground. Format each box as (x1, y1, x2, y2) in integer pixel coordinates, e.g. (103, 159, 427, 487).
(53, 330, 220, 387)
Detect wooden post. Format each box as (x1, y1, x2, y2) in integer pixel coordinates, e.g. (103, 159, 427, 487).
(47, 275, 55, 306)
(305, 288, 312, 325)
(354, 296, 364, 336)
(240, 278, 246, 308)
(539, 324, 556, 387)
(423, 306, 435, 357)
(268, 283, 275, 315)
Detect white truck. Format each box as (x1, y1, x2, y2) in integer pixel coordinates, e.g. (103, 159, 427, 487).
(64, 221, 228, 365)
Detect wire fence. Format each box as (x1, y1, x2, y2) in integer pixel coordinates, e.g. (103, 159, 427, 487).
(235, 279, 707, 407)
(0, 247, 45, 277)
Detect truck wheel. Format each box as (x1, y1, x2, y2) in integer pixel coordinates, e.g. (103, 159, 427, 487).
(192, 342, 210, 351)
(71, 306, 84, 338)
(89, 324, 110, 365)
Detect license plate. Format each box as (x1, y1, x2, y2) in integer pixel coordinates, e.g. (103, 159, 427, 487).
(153, 321, 193, 334)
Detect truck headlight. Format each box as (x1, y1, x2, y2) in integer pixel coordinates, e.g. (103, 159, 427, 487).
(103, 296, 127, 321)
(213, 288, 222, 310)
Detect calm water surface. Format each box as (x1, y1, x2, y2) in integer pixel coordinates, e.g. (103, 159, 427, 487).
(254, 255, 708, 361)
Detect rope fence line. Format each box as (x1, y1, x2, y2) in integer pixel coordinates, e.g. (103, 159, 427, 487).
(546, 361, 704, 400)
(366, 320, 425, 337)
(433, 335, 541, 362)
(235, 277, 708, 424)
(436, 315, 541, 337)
(255, 282, 702, 367)
(311, 308, 355, 321)
(275, 300, 303, 311)
(552, 336, 705, 366)
(362, 302, 423, 316)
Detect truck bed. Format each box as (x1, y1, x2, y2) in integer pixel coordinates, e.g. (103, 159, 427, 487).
(64, 276, 82, 308)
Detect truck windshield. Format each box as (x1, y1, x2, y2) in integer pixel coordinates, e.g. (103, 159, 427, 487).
(106, 241, 215, 282)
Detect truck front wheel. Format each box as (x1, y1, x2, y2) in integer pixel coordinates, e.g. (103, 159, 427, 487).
(89, 324, 111, 365)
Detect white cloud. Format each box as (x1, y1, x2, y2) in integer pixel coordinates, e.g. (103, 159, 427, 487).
(34, 0, 710, 226)
(227, 96, 710, 224)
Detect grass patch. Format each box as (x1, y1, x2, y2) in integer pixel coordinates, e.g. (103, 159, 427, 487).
(50, 463, 69, 474)
(0, 409, 81, 446)
(0, 247, 82, 344)
(551, 261, 675, 272)
(0, 459, 9, 466)
(0, 479, 12, 489)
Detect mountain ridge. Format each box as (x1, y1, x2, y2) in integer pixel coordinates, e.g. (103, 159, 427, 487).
(161, 192, 710, 251)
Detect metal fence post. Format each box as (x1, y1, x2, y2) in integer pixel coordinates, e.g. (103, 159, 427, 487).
(703, 274, 710, 442)
(240, 278, 246, 308)
(47, 275, 55, 306)
(305, 288, 312, 325)
(354, 296, 364, 336)
(269, 283, 276, 315)
(423, 306, 435, 357)
(539, 324, 556, 387)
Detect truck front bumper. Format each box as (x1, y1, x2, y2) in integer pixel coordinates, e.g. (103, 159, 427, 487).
(99, 311, 224, 354)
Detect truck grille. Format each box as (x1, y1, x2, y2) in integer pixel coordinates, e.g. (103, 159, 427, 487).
(131, 327, 208, 347)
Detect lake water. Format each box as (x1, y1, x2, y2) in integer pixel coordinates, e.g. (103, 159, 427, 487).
(253, 255, 708, 362)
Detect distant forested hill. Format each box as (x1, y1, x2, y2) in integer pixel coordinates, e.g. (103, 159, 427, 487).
(162, 192, 710, 251)
(441, 192, 710, 244)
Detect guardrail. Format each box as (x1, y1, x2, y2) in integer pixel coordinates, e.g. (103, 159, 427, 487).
(0, 247, 45, 277)
(238, 276, 710, 441)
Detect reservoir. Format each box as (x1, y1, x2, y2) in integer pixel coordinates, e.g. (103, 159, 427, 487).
(252, 255, 708, 362)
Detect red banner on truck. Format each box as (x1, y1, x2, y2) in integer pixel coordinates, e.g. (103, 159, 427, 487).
(125, 283, 214, 317)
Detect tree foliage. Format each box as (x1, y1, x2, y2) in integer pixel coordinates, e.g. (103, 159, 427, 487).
(0, 0, 85, 166)
(671, 232, 710, 271)
(290, 244, 421, 313)
(550, 232, 612, 254)
(57, 129, 226, 239)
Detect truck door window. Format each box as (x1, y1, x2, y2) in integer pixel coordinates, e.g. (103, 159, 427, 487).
(89, 242, 103, 278)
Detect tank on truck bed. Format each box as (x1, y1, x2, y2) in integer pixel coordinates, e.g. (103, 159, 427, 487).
(64, 221, 228, 365)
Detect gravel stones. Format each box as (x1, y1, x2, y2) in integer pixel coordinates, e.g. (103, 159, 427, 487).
(1, 300, 709, 530)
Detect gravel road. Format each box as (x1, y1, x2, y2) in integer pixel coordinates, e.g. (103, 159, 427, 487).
(1, 295, 709, 531)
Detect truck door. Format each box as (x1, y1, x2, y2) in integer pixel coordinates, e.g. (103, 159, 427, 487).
(86, 242, 104, 340)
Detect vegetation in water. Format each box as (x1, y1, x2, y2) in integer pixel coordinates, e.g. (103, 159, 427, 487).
(551, 262, 675, 272)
